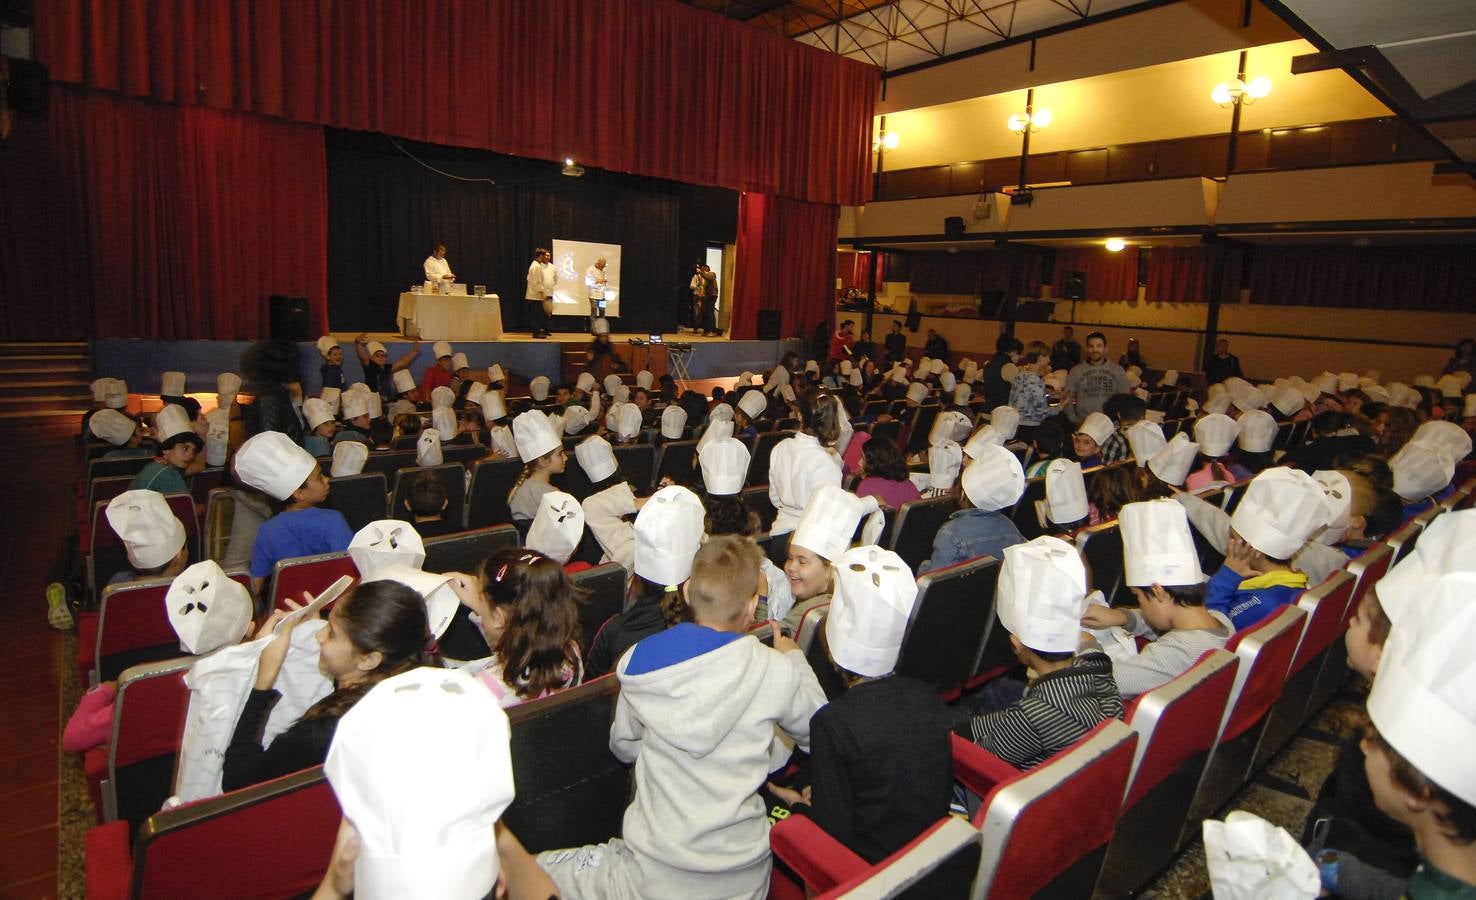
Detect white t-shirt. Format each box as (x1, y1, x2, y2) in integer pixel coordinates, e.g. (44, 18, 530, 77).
(424, 255, 452, 282)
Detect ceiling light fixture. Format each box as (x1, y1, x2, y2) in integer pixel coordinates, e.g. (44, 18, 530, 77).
(1104, 238, 1127, 252)
(1007, 108, 1052, 133)
(1211, 76, 1272, 107)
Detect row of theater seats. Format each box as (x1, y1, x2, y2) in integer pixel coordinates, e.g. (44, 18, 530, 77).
(81, 481, 1474, 898)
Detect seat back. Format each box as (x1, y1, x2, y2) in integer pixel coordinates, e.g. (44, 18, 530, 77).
(744, 485, 778, 531)
(268, 551, 360, 612)
(815, 817, 983, 900)
(202, 488, 235, 563)
(130, 768, 340, 900)
(896, 556, 1001, 698)
(1288, 571, 1356, 679)
(799, 609, 850, 701)
(465, 457, 525, 529)
(966, 720, 1138, 900)
(612, 444, 656, 491)
(755, 530, 791, 568)
(95, 569, 250, 682)
(421, 524, 520, 575)
(389, 463, 466, 529)
(442, 443, 487, 466)
(88, 454, 154, 486)
(1220, 604, 1306, 742)
(358, 449, 418, 479)
(747, 431, 794, 486)
(89, 475, 136, 511)
(654, 439, 702, 488)
(322, 472, 389, 533)
(1076, 523, 1128, 607)
(107, 657, 195, 827)
(1389, 510, 1435, 564)
(502, 676, 628, 852)
(569, 562, 629, 652)
(905, 406, 942, 454)
(794, 601, 831, 654)
(1010, 477, 1048, 541)
(887, 494, 959, 572)
(188, 467, 227, 506)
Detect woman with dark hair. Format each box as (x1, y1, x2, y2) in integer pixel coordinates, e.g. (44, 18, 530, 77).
(856, 436, 921, 510)
(767, 389, 844, 535)
(222, 580, 433, 791)
(449, 549, 583, 707)
(241, 339, 305, 443)
(1443, 338, 1476, 378)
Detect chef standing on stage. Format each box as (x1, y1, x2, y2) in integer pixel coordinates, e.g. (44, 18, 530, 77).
(585, 257, 608, 333)
(423, 242, 455, 288)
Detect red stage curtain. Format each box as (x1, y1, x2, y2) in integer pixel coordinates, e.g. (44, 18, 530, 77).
(1053, 248, 1139, 301)
(35, 0, 878, 207)
(2, 86, 327, 339)
(731, 193, 839, 341)
(1248, 245, 1476, 311)
(1145, 246, 1215, 302)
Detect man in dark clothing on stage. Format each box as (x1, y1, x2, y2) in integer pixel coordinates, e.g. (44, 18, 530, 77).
(1205, 338, 1243, 384)
(1050, 325, 1082, 371)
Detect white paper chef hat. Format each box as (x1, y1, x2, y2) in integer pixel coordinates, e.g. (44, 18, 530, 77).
(889, 365, 909, 385)
(365, 391, 384, 419)
(1237, 409, 1278, 453)
(562, 405, 592, 435)
(365, 340, 387, 357)
(1390, 440, 1454, 501)
(1202, 811, 1320, 900)
(1229, 382, 1267, 413)
(512, 410, 560, 462)
(1230, 467, 1328, 559)
(825, 546, 918, 678)
(430, 386, 455, 410)
(465, 382, 487, 406)
(1367, 570, 1476, 809)
(1437, 373, 1463, 399)
(545, 412, 565, 439)
(1335, 371, 1358, 392)
(1465, 394, 1476, 418)
(661, 405, 688, 439)
(697, 418, 734, 454)
(929, 410, 971, 447)
(431, 341, 453, 360)
(488, 364, 506, 384)
(698, 436, 750, 496)
(906, 381, 930, 404)
(1126, 371, 1142, 390)
(954, 384, 972, 405)
(963, 426, 1004, 460)
(349, 520, 427, 577)
(1159, 369, 1179, 387)
(320, 387, 342, 417)
(962, 444, 1026, 512)
(160, 371, 186, 396)
(480, 390, 506, 422)
(331, 440, 369, 477)
(612, 384, 630, 404)
(1375, 510, 1476, 616)
(791, 485, 885, 562)
(928, 440, 963, 490)
(917, 356, 931, 372)
(432, 407, 459, 442)
(1202, 393, 1232, 416)
(837, 359, 852, 376)
(360, 564, 458, 640)
(849, 369, 863, 387)
(1045, 458, 1089, 524)
(1270, 386, 1303, 418)
(834, 397, 854, 457)
(1309, 470, 1353, 546)
(529, 376, 550, 402)
(1413, 374, 1437, 388)
(566, 372, 592, 395)
(525, 491, 585, 564)
(416, 428, 443, 467)
(310, 336, 335, 360)
(104, 378, 129, 409)
(155, 404, 194, 443)
(931, 358, 948, 376)
(988, 406, 1020, 440)
(1193, 413, 1240, 458)
(737, 390, 767, 420)
(602, 374, 622, 397)
(1412, 420, 1472, 462)
(765, 365, 791, 393)
(1363, 384, 1390, 404)
(1309, 372, 1336, 396)
(215, 372, 241, 407)
(203, 408, 229, 466)
(236, 431, 317, 500)
(636, 370, 654, 390)
(633, 485, 706, 586)
(325, 666, 513, 900)
(106, 489, 187, 570)
(1076, 412, 1115, 447)
(1125, 421, 1166, 466)
(613, 403, 643, 440)
(391, 369, 416, 395)
(996, 535, 1089, 654)
(736, 371, 753, 388)
(575, 435, 618, 483)
(89, 409, 137, 446)
(341, 390, 370, 421)
(441, 350, 464, 373)
(164, 559, 253, 655)
(1120, 500, 1204, 587)
(1148, 432, 1198, 487)
(90, 378, 110, 403)
(940, 371, 956, 392)
(1295, 382, 1320, 405)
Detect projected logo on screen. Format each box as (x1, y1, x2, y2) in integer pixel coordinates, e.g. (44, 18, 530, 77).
(551, 240, 621, 317)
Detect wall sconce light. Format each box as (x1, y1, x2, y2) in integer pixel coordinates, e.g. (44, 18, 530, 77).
(872, 130, 900, 151)
(1007, 108, 1052, 133)
(1211, 76, 1271, 107)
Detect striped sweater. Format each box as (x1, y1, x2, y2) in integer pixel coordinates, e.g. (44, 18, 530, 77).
(1106, 610, 1233, 699)
(965, 650, 1124, 770)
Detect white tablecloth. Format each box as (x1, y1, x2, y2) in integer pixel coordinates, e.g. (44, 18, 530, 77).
(397, 292, 503, 340)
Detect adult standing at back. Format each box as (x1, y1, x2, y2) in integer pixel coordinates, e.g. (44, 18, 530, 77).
(983, 334, 1022, 409)
(699, 264, 719, 336)
(1205, 338, 1243, 384)
(1050, 325, 1082, 371)
(883, 320, 907, 366)
(1065, 331, 1129, 423)
(525, 247, 555, 339)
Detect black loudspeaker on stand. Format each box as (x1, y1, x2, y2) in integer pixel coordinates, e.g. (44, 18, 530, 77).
(269, 295, 311, 342)
(756, 310, 782, 341)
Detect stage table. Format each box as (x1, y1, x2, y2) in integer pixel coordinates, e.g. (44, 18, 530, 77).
(397, 292, 503, 340)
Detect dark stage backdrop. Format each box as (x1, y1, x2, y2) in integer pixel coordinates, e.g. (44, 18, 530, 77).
(326, 130, 735, 335)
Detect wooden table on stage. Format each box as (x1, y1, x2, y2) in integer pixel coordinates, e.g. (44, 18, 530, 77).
(397, 292, 503, 340)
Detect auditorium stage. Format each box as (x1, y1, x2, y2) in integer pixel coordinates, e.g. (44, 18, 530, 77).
(93, 331, 803, 395)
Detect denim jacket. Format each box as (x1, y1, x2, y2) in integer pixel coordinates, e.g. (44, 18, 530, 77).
(919, 508, 1025, 574)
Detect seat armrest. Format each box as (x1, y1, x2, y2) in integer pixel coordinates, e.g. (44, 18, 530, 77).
(84, 820, 133, 900)
(951, 733, 1019, 795)
(770, 814, 868, 894)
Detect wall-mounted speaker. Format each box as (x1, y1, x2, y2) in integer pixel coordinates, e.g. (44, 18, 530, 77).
(1040, 248, 1056, 285)
(269, 295, 311, 342)
(1062, 271, 1087, 300)
(943, 216, 965, 239)
(1137, 247, 1150, 287)
(756, 310, 782, 341)
(5, 59, 47, 115)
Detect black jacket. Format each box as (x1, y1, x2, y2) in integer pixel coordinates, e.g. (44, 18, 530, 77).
(223, 689, 339, 792)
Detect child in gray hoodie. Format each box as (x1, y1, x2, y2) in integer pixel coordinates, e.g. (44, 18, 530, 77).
(536, 535, 828, 900)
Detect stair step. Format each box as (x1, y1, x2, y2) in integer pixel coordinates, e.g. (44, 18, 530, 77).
(0, 408, 86, 421)
(0, 379, 90, 391)
(0, 362, 91, 376)
(0, 396, 93, 412)
(0, 341, 88, 356)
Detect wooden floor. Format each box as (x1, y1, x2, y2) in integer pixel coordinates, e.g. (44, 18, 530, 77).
(0, 421, 78, 898)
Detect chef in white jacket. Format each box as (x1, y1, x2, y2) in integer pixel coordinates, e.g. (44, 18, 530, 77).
(767, 391, 844, 535)
(423, 242, 454, 286)
(525, 247, 556, 338)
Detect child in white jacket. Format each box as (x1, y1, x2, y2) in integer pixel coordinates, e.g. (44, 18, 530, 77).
(537, 535, 828, 900)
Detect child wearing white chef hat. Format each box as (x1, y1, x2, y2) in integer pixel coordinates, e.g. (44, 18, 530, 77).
(418, 340, 456, 403)
(956, 535, 1122, 771)
(1205, 467, 1325, 631)
(508, 411, 567, 523)
(351, 332, 420, 400)
(234, 431, 354, 596)
(104, 490, 190, 582)
(128, 404, 205, 494)
(781, 484, 886, 634)
(919, 444, 1027, 574)
(1082, 500, 1230, 698)
(315, 336, 345, 393)
(535, 534, 825, 900)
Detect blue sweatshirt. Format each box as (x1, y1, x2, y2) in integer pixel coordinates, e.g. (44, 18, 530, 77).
(1206, 566, 1308, 631)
